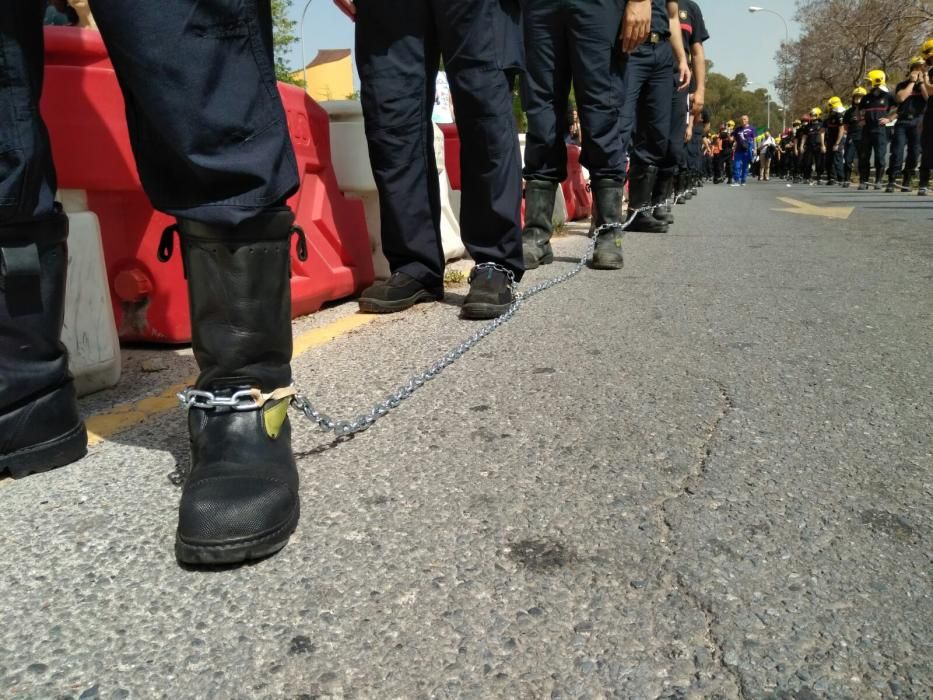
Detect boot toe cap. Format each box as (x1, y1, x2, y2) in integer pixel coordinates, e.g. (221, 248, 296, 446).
(177, 475, 298, 549)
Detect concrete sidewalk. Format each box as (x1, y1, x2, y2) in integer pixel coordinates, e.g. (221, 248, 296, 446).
(1, 181, 931, 699)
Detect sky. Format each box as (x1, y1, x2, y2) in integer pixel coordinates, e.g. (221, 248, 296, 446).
(286, 0, 802, 97)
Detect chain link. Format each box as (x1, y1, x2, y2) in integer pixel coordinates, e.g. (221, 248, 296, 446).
(289, 198, 672, 439)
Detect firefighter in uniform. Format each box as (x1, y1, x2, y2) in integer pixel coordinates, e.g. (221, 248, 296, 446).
(346, 0, 525, 318)
(716, 120, 735, 184)
(824, 97, 846, 185)
(843, 88, 867, 187)
(800, 107, 826, 185)
(858, 69, 897, 190)
(780, 126, 798, 181)
(918, 38, 933, 196)
(888, 55, 930, 192)
(3, 1, 311, 565)
(616, 0, 690, 237)
(794, 115, 810, 183)
(652, 0, 709, 226)
(518, 0, 632, 270)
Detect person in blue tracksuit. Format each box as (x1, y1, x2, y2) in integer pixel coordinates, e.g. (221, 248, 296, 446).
(731, 115, 756, 185)
(346, 0, 525, 318)
(3, 0, 310, 566)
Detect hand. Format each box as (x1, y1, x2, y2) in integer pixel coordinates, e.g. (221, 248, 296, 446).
(676, 59, 691, 92)
(332, 0, 356, 21)
(619, 0, 650, 54)
(685, 125, 692, 143)
(821, 145, 826, 154)
(691, 91, 705, 119)
(879, 117, 889, 126)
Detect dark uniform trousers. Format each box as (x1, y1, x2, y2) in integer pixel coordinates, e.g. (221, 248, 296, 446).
(618, 39, 674, 169)
(844, 136, 859, 181)
(355, 0, 524, 287)
(888, 118, 922, 182)
(921, 103, 933, 187)
(0, 1, 299, 229)
(659, 74, 688, 177)
(522, 0, 626, 183)
(858, 127, 889, 182)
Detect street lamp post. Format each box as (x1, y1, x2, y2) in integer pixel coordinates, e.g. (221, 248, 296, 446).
(748, 5, 790, 130)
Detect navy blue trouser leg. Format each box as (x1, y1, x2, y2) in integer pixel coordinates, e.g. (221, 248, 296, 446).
(659, 80, 687, 176)
(90, 0, 298, 226)
(618, 41, 674, 170)
(356, 0, 524, 285)
(0, 3, 57, 226)
(522, 0, 626, 183)
(888, 119, 921, 181)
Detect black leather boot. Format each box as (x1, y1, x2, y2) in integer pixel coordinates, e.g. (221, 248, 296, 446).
(627, 164, 669, 234)
(1, 208, 87, 477)
(522, 181, 557, 269)
(589, 179, 625, 270)
(652, 171, 675, 225)
(160, 208, 303, 565)
(675, 171, 687, 204)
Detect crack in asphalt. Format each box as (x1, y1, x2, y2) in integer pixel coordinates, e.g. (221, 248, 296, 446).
(651, 381, 747, 698)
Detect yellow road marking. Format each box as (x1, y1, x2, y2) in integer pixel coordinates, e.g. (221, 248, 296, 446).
(773, 196, 853, 220)
(86, 312, 378, 447)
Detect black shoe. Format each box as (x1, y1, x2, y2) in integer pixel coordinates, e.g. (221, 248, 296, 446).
(1, 209, 87, 478)
(885, 182, 895, 193)
(522, 181, 557, 270)
(919, 187, 929, 196)
(358, 271, 443, 314)
(163, 209, 303, 565)
(461, 264, 514, 319)
(652, 172, 675, 225)
(858, 182, 870, 190)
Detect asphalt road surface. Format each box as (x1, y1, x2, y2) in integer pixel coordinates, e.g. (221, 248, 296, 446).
(1, 180, 931, 699)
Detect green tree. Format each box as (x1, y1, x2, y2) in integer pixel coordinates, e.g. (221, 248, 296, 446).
(272, 0, 303, 86)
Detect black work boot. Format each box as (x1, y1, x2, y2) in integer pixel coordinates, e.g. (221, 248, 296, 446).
(522, 181, 557, 270)
(902, 173, 913, 192)
(1, 208, 87, 477)
(885, 178, 896, 193)
(873, 168, 884, 190)
(358, 271, 443, 314)
(918, 170, 929, 196)
(626, 164, 669, 234)
(160, 209, 302, 565)
(461, 263, 515, 319)
(652, 171, 675, 225)
(589, 179, 625, 270)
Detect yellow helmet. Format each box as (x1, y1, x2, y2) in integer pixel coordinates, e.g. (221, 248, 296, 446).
(827, 96, 842, 109)
(726, 119, 736, 129)
(909, 55, 925, 69)
(810, 107, 823, 118)
(866, 69, 886, 87)
(852, 86, 868, 97)
(793, 119, 802, 128)
(923, 38, 933, 58)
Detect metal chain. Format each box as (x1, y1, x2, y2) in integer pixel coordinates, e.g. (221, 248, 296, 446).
(289, 199, 669, 439)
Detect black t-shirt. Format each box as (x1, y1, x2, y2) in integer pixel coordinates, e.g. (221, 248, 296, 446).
(805, 119, 823, 149)
(780, 135, 795, 153)
(859, 88, 895, 128)
(843, 105, 862, 140)
(895, 79, 927, 120)
(718, 129, 733, 152)
(651, 0, 670, 35)
(795, 124, 808, 146)
(825, 109, 844, 143)
(678, 0, 709, 92)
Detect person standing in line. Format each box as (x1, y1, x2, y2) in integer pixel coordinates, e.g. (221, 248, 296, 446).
(887, 55, 929, 192)
(3, 1, 316, 566)
(843, 88, 866, 187)
(779, 126, 797, 181)
(824, 96, 846, 186)
(918, 39, 933, 196)
(731, 115, 755, 186)
(518, 0, 645, 271)
(717, 120, 735, 185)
(799, 107, 825, 185)
(757, 130, 777, 181)
(858, 69, 897, 190)
(336, 0, 526, 319)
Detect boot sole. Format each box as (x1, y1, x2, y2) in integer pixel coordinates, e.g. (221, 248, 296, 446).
(0, 421, 88, 478)
(523, 252, 554, 270)
(358, 289, 442, 314)
(590, 259, 624, 271)
(176, 501, 300, 566)
(460, 302, 510, 320)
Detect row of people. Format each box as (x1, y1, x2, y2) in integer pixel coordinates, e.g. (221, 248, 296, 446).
(2, 0, 712, 565)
